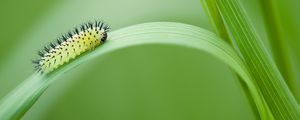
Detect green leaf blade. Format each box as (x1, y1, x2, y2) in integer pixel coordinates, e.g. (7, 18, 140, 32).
(0, 22, 265, 120)
(207, 0, 300, 119)
(259, 0, 298, 100)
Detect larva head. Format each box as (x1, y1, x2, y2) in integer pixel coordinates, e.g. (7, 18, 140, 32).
(100, 24, 109, 42)
(33, 21, 110, 74)
(101, 32, 107, 42)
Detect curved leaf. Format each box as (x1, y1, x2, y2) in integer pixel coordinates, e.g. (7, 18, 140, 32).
(0, 22, 266, 119)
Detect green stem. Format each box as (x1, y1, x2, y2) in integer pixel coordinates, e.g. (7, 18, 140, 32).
(200, 0, 231, 44)
(214, 0, 300, 119)
(0, 22, 267, 120)
(259, 0, 298, 101)
(0, 73, 48, 120)
(201, 0, 274, 119)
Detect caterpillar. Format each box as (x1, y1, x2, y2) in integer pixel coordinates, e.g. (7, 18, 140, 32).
(33, 21, 110, 74)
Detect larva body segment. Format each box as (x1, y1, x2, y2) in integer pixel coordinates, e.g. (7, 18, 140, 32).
(34, 21, 109, 74)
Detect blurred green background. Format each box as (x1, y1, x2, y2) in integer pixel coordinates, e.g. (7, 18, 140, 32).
(0, 0, 299, 119)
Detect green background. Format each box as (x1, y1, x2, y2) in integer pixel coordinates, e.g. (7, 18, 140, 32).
(0, 0, 299, 119)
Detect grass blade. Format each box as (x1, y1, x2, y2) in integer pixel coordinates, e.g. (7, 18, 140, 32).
(0, 22, 265, 119)
(200, 0, 231, 44)
(203, 0, 300, 119)
(201, 1, 275, 119)
(259, 0, 298, 101)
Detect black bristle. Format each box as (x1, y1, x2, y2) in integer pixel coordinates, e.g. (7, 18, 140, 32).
(74, 28, 79, 34)
(88, 22, 93, 28)
(50, 43, 56, 48)
(57, 38, 62, 44)
(104, 25, 110, 31)
(34, 66, 42, 73)
(68, 32, 73, 37)
(95, 21, 99, 26)
(34, 65, 41, 68)
(44, 46, 50, 52)
(80, 25, 85, 31)
(34, 66, 41, 73)
(62, 35, 67, 41)
(32, 60, 40, 64)
(99, 22, 104, 29)
(38, 51, 44, 57)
